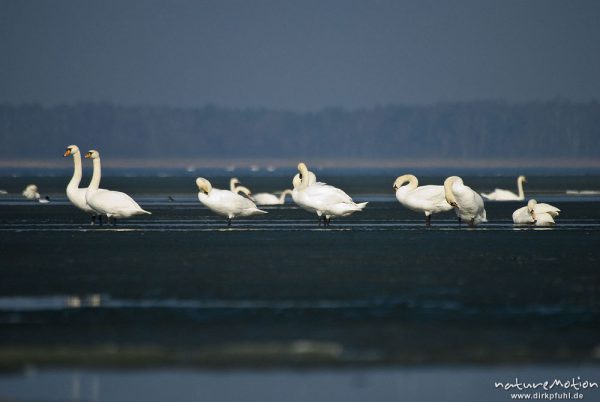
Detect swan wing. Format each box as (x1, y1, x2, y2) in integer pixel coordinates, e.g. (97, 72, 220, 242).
(404, 185, 452, 213)
(534, 203, 560, 217)
(211, 189, 259, 209)
(304, 183, 355, 205)
(89, 190, 149, 215)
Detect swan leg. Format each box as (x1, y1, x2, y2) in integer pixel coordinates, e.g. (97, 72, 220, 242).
(469, 218, 475, 228)
(98, 215, 103, 226)
(425, 214, 431, 227)
(91, 215, 96, 225)
(457, 217, 462, 227)
(112, 217, 117, 226)
(227, 218, 232, 227)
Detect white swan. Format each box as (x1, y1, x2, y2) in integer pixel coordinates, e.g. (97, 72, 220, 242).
(253, 189, 293, 205)
(444, 176, 487, 226)
(64, 145, 106, 224)
(393, 174, 453, 226)
(196, 177, 267, 226)
(22, 184, 40, 200)
(512, 199, 560, 226)
(84, 150, 151, 224)
(481, 175, 527, 201)
(293, 162, 367, 226)
(22, 184, 50, 203)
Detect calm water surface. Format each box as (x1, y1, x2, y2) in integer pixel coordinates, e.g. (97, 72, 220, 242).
(0, 174, 599, 401)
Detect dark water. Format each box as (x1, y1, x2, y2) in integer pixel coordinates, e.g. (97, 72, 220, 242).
(1, 174, 599, 401)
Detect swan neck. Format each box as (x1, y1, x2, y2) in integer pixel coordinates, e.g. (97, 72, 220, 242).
(89, 157, 102, 192)
(67, 152, 83, 190)
(279, 189, 292, 203)
(517, 178, 525, 199)
(407, 175, 418, 190)
(444, 177, 458, 205)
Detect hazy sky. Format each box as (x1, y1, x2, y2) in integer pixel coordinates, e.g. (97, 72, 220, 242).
(1, 0, 600, 111)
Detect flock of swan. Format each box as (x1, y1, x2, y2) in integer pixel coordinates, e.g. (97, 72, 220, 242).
(16, 144, 562, 227)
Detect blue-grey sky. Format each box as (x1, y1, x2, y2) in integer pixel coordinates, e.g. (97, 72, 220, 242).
(1, 0, 599, 111)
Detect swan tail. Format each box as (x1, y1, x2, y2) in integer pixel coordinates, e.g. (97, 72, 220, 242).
(141, 209, 152, 215)
(356, 202, 368, 210)
(255, 208, 268, 214)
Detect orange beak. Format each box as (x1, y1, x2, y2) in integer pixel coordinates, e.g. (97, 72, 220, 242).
(85, 152, 92, 158)
(63, 149, 72, 157)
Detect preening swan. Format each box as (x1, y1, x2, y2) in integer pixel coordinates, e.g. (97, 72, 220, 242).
(22, 184, 40, 200)
(64, 145, 106, 224)
(393, 174, 452, 226)
(196, 177, 267, 226)
(481, 175, 527, 201)
(512, 199, 560, 226)
(22, 184, 50, 203)
(84, 150, 151, 224)
(444, 176, 487, 226)
(253, 189, 293, 205)
(293, 162, 367, 226)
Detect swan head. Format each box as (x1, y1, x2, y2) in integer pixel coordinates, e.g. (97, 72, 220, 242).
(196, 177, 212, 194)
(85, 150, 100, 159)
(443, 176, 461, 207)
(64, 145, 80, 157)
(519, 175, 527, 183)
(230, 177, 241, 186)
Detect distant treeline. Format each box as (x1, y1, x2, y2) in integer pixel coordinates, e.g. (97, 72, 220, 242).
(0, 100, 599, 159)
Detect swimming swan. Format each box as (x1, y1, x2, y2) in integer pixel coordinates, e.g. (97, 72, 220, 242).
(393, 174, 453, 226)
(481, 175, 527, 201)
(64, 145, 106, 224)
(84, 150, 151, 224)
(444, 176, 487, 226)
(196, 177, 267, 226)
(253, 189, 293, 205)
(512, 199, 560, 226)
(293, 162, 367, 226)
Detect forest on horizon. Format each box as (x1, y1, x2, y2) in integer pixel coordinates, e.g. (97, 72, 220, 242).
(1, 100, 598, 161)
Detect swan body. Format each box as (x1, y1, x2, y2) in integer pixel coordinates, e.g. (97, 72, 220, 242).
(444, 176, 487, 226)
(481, 175, 527, 201)
(393, 174, 452, 225)
(64, 145, 107, 220)
(253, 189, 293, 205)
(293, 163, 367, 225)
(196, 177, 267, 225)
(84, 150, 151, 221)
(512, 199, 560, 226)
